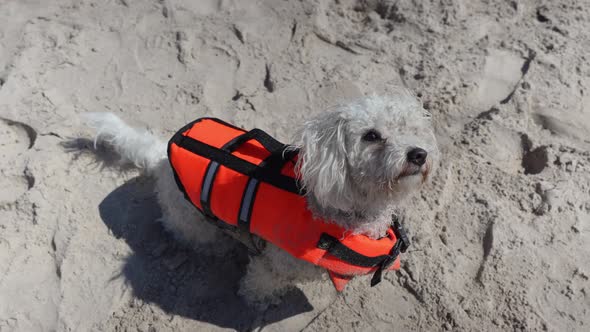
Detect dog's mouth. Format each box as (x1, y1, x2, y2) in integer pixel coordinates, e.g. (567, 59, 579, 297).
(396, 159, 431, 183)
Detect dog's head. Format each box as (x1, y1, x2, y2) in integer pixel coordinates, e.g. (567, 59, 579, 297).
(295, 92, 439, 215)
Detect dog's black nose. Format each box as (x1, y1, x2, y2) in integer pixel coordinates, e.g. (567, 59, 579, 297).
(407, 148, 427, 166)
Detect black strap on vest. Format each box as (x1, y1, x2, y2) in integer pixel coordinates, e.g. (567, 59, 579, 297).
(224, 128, 300, 177)
(316, 234, 391, 267)
(224, 128, 285, 156)
(170, 133, 302, 195)
(194, 127, 300, 219)
(171, 123, 300, 254)
(200, 161, 220, 218)
(236, 155, 273, 233)
(199, 133, 255, 219)
(316, 219, 410, 287)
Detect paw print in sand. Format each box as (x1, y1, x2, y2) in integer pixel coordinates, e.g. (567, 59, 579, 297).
(0, 118, 36, 206)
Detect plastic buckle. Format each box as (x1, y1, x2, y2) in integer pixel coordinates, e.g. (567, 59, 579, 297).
(392, 220, 410, 253)
(370, 242, 401, 287)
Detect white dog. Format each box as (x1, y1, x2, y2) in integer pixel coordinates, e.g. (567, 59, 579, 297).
(85, 92, 438, 308)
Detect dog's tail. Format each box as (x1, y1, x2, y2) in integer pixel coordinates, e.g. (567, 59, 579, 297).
(84, 113, 167, 173)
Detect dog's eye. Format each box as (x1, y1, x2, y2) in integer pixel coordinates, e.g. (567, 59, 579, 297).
(362, 129, 382, 142)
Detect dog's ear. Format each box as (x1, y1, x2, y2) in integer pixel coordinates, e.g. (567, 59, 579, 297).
(295, 111, 354, 211)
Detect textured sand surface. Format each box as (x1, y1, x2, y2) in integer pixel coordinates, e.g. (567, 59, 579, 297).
(1, 0, 589, 331)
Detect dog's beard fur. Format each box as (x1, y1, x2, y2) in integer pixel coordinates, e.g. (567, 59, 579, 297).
(294, 93, 439, 238)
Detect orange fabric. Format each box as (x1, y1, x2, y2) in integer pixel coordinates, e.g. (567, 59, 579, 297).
(169, 118, 401, 291)
(328, 271, 354, 292)
(168, 144, 208, 209)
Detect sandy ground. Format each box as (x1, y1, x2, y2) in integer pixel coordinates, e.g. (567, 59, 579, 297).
(1, 0, 589, 331)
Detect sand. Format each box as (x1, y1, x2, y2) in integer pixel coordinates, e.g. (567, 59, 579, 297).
(1, 0, 589, 331)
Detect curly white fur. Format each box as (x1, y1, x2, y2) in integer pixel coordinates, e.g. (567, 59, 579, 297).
(295, 92, 438, 236)
(83, 113, 166, 172)
(84, 93, 438, 308)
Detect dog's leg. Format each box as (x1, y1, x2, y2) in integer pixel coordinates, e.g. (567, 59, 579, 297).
(153, 160, 232, 254)
(238, 244, 324, 309)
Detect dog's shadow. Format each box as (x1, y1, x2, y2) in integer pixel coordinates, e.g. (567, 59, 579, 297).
(69, 139, 313, 330)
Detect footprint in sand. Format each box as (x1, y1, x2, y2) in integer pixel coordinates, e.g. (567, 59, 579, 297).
(0, 118, 36, 205)
(193, 45, 240, 114)
(464, 114, 524, 175)
(532, 95, 590, 144)
(472, 50, 524, 110)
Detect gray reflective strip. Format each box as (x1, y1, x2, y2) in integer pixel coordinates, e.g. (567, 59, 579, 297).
(239, 178, 259, 224)
(200, 161, 219, 204)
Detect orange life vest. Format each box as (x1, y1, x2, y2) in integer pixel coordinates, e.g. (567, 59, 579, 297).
(167, 118, 410, 291)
